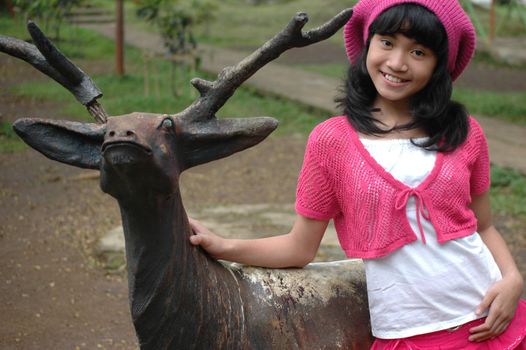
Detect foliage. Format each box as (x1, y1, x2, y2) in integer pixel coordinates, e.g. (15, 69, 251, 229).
(490, 166, 526, 218)
(13, 0, 84, 41)
(135, 0, 216, 55)
(0, 15, 117, 60)
(134, 0, 217, 96)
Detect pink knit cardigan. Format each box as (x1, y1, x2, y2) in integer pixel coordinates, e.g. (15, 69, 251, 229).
(295, 116, 490, 259)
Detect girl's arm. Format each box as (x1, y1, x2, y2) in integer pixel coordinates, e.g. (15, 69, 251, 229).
(468, 191, 524, 342)
(189, 215, 328, 268)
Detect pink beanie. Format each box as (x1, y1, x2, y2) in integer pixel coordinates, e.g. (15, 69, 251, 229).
(343, 0, 476, 81)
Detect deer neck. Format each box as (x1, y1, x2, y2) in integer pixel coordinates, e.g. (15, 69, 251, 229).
(116, 190, 246, 348)
(117, 190, 200, 314)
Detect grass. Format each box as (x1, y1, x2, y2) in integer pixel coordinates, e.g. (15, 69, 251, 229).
(0, 17, 116, 61)
(89, 1, 526, 126)
(114, 0, 526, 49)
(11, 68, 326, 135)
(453, 88, 526, 125)
(0, 14, 325, 138)
(188, 0, 526, 48)
(491, 165, 526, 219)
(1, 12, 526, 220)
(0, 122, 26, 153)
(194, 0, 356, 48)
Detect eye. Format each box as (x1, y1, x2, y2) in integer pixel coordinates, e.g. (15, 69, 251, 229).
(412, 49, 425, 57)
(380, 39, 392, 48)
(161, 118, 174, 129)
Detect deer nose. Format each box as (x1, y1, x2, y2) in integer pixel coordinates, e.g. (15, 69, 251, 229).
(107, 129, 137, 139)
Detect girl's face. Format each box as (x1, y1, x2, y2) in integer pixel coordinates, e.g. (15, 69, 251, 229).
(366, 33, 437, 109)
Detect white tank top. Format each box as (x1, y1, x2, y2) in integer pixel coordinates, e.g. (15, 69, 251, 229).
(360, 137, 502, 339)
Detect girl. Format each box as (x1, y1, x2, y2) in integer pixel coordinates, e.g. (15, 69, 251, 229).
(190, 0, 526, 348)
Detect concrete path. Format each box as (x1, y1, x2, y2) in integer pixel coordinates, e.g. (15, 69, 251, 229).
(79, 22, 526, 174)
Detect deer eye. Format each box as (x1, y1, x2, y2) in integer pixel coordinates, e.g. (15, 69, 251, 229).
(161, 118, 174, 129)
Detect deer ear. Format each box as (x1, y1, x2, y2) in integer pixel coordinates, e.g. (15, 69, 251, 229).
(181, 117, 278, 169)
(13, 118, 105, 169)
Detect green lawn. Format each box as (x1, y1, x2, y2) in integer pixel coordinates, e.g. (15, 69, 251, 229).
(1, 11, 525, 220)
(0, 14, 325, 147)
(491, 166, 526, 219)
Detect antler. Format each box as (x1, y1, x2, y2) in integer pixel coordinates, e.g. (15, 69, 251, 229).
(179, 8, 353, 122)
(0, 21, 108, 123)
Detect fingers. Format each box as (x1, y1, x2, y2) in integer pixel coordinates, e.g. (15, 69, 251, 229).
(188, 217, 206, 234)
(189, 234, 202, 246)
(469, 320, 510, 342)
(188, 217, 209, 247)
(469, 306, 513, 342)
(187, 219, 225, 259)
(469, 287, 510, 342)
(476, 287, 496, 316)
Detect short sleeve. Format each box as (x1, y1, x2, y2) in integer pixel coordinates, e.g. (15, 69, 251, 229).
(469, 118, 491, 195)
(295, 128, 339, 220)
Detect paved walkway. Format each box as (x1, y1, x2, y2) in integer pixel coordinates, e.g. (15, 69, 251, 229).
(79, 22, 526, 174)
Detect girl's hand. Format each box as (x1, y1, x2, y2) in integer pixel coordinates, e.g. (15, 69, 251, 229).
(468, 273, 523, 342)
(188, 217, 228, 259)
(188, 215, 327, 268)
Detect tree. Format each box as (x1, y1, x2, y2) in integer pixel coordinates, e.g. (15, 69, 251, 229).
(13, 0, 83, 41)
(136, 0, 215, 54)
(135, 0, 216, 95)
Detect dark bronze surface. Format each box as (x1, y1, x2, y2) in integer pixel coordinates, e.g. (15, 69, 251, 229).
(5, 10, 373, 349)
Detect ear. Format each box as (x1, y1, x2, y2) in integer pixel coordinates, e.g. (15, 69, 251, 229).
(180, 117, 278, 170)
(13, 118, 106, 169)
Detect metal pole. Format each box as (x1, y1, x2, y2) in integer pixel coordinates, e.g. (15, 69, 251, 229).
(490, 0, 495, 44)
(5, 0, 16, 18)
(116, 0, 125, 76)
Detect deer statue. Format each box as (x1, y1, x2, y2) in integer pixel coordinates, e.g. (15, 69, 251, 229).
(1, 9, 373, 349)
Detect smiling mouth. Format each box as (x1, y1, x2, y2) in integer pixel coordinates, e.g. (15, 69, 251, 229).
(382, 72, 409, 84)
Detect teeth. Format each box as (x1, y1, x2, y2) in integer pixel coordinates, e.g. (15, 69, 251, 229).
(384, 73, 404, 83)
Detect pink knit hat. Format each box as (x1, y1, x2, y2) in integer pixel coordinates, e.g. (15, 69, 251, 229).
(343, 0, 476, 81)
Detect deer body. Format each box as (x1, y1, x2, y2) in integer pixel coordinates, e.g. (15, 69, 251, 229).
(3, 9, 374, 349)
(115, 177, 370, 349)
(98, 114, 371, 349)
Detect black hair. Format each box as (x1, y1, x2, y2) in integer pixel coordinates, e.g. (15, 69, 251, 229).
(336, 3, 469, 152)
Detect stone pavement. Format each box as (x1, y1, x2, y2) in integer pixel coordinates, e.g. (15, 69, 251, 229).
(79, 22, 526, 174)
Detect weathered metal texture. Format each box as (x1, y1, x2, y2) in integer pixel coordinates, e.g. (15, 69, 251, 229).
(13, 116, 372, 349)
(234, 261, 371, 349)
(7, 9, 373, 350)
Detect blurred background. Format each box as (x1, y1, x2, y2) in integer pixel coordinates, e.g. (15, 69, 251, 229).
(0, 1, 525, 349)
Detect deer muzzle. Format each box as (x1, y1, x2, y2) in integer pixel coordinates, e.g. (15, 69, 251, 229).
(102, 141, 152, 166)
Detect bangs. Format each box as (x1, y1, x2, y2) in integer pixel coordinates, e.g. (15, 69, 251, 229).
(368, 3, 447, 56)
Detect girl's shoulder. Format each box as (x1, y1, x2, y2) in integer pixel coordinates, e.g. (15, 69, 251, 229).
(465, 116, 488, 145)
(307, 116, 355, 151)
(310, 116, 353, 141)
(467, 115, 483, 133)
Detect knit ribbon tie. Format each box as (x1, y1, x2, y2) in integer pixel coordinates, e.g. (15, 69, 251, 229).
(395, 188, 431, 244)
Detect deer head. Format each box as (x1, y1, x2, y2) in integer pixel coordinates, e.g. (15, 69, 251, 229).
(3, 11, 353, 200)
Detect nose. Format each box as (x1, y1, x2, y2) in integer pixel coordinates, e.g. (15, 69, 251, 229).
(107, 129, 137, 139)
(386, 50, 408, 72)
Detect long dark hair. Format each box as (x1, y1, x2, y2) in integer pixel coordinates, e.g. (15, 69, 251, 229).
(336, 4, 468, 152)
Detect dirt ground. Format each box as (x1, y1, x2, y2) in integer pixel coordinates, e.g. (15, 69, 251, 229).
(1, 48, 526, 349)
